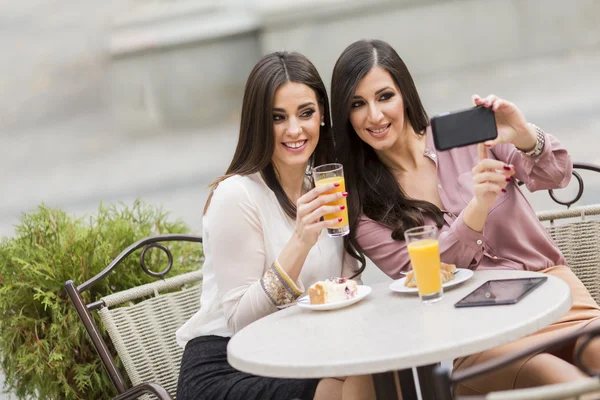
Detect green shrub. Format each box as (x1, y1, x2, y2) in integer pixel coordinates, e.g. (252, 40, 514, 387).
(0, 201, 203, 399)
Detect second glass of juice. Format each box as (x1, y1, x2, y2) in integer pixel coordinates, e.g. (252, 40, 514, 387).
(312, 163, 349, 237)
(404, 225, 443, 303)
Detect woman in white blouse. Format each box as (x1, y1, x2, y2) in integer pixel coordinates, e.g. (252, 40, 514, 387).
(176, 52, 373, 400)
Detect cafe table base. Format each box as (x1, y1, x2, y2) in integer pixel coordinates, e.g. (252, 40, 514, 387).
(372, 364, 440, 400)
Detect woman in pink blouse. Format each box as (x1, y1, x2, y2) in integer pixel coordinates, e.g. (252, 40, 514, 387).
(330, 39, 600, 394)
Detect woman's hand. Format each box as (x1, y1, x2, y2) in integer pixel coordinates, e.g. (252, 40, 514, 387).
(276, 183, 347, 282)
(473, 94, 537, 152)
(462, 144, 516, 232)
(294, 183, 347, 248)
(472, 144, 516, 212)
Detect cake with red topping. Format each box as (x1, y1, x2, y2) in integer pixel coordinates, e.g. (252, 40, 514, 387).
(307, 277, 358, 304)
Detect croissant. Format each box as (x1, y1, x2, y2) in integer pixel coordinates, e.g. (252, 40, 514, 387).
(404, 270, 417, 288)
(404, 262, 456, 288)
(440, 262, 456, 275)
(440, 269, 454, 283)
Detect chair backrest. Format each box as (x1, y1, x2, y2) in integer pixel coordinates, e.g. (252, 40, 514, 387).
(537, 205, 600, 305)
(98, 270, 202, 398)
(64, 234, 203, 400)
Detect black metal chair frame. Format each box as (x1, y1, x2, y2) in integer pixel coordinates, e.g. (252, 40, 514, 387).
(64, 234, 203, 400)
(519, 162, 600, 208)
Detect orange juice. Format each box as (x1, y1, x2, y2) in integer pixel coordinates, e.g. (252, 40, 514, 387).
(314, 176, 348, 228)
(407, 239, 442, 295)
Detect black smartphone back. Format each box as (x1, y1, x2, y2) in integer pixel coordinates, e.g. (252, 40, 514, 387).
(431, 106, 498, 151)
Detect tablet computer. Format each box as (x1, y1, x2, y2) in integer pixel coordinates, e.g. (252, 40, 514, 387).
(454, 277, 548, 308)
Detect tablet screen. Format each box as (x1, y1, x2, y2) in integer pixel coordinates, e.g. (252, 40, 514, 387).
(455, 277, 548, 308)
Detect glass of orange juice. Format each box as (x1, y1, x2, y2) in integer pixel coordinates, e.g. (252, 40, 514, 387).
(312, 163, 349, 237)
(404, 225, 443, 303)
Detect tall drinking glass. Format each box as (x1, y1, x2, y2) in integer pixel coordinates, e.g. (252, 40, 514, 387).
(312, 163, 349, 237)
(404, 225, 443, 303)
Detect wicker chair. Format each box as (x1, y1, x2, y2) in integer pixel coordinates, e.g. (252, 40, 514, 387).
(64, 234, 203, 400)
(538, 204, 600, 306)
(530, 162, 600, 305)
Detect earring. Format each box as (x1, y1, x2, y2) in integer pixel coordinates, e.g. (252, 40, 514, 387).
(320, 121, 325, 126)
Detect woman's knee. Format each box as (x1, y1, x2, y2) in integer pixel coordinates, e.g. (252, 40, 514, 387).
(314, 378, 343, 400)
(576, 318, 600, 372)
(515, 353, 588, 389)
(342, 375, 375, 400)
(314, 375, 375, 400)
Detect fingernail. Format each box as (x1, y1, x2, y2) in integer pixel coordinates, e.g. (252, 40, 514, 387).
(333, 183, 340, 187)
(503, 165, 511, 170)
(485, 143, 492, 147)
(337, 218, 343, 222)
(342, 192, 348, 197)
(502, 188, 507, 193)
(506, 177, 512, 182)
(339, 205, 345, 210)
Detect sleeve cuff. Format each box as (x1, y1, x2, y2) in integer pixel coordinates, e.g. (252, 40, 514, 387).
(452, 212, 486, 252)
(516, 132, 551, 175)
(260, 260, 303, 307)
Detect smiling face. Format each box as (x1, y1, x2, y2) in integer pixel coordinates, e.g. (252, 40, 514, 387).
(349, 66, 408, 152)
(271, 81, 322, 171)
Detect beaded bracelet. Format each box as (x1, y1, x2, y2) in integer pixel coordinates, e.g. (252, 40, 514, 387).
(260, 259, 302, 307)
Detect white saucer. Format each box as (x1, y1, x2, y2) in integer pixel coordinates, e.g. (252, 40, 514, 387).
(389, 268, 474, 294)
(297, 285, 372, 311)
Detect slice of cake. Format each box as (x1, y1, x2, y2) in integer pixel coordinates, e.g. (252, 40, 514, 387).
(307, 278, 358, 305)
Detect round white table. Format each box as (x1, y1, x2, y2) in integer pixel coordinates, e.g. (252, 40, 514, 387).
(228, 270, 572, 399)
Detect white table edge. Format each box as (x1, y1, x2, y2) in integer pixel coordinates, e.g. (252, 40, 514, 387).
(228, 273, 573, 378)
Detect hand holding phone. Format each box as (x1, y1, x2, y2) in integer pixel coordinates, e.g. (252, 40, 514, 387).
(431, 106, 497, 151)
(471, 94, 536, 152)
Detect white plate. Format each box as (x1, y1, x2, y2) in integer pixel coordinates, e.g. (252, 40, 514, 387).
(297, 285, 372, 311)
(389, 268, 474, 294)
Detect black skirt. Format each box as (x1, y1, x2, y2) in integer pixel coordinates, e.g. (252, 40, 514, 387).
(177, 335, 320, 400)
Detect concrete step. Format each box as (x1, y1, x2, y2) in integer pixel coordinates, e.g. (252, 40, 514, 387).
(108, 2, 260, 134)
(259, 0, 600, 84)
(107, 0, 600, 133)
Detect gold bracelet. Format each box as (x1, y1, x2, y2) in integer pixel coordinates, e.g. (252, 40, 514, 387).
(260, 261, 302, 307)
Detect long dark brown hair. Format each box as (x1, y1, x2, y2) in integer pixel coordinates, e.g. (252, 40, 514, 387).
(331, 39, 444, 269)
(204, 51, 334, 219)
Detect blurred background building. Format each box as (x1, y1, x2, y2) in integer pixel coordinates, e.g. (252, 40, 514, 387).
(1, 0, 600, 394)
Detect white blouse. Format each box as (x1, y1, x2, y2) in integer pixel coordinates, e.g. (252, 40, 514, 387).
(176, 173, 359, 347)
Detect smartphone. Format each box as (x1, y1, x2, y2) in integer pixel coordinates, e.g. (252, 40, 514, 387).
(454, 277, 548, 308)
(431, 106, 498, 151)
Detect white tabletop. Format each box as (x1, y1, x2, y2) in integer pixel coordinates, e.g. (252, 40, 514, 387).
(227, 270, 572, 378)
